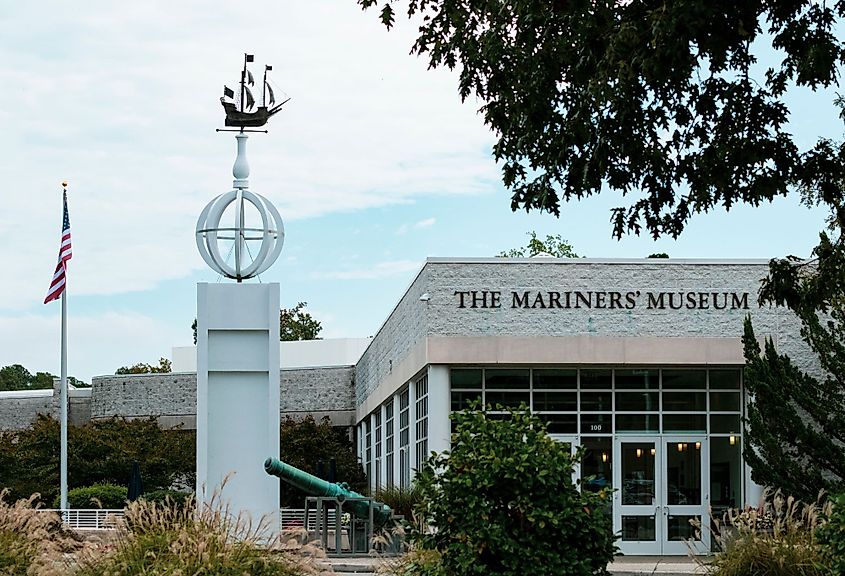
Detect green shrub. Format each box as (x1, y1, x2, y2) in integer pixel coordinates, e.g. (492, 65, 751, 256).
(76, 493, 320, 576)
(411, 405, 616, 576)
(705, 490, 832, 576)
(141, 489, 192, 507)
(374, 484, 422, 521)
(817, 493, 845, 574)
(52, 483, 128, 509)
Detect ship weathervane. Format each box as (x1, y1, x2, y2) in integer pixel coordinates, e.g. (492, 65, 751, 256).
(220, 53, 290, 129)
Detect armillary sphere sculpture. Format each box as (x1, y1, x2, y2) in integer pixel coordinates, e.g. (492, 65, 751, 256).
(196, 53, 289, 281)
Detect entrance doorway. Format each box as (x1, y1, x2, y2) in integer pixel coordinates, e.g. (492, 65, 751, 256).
(613, 436, 709, 555)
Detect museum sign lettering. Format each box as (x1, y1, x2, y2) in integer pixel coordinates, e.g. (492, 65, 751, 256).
(453, 290, 750, 311)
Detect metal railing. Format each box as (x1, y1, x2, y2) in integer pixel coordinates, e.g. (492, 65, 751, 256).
(39, 509, 125, 530)
(281, 507, 337, 530)
(38, 507, 324, 532)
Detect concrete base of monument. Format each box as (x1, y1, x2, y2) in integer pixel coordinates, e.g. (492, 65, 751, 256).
(195, 282, 281, 534)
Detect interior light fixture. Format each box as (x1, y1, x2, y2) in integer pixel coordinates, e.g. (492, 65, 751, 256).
(677, 442, 684, 452)
(636, 448, 643, 458)
(650, 448, 656, 456)
(729, 435, 736, 446)
(601, 452, 608, 463)
(695, 442, 701, 450)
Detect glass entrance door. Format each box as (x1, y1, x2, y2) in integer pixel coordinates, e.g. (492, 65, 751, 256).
(662, 436, 708, 554)
(615, 436, 709, 555)
(614, 438, 660, 555)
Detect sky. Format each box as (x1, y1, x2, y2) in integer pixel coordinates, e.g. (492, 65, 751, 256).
(0, 1, 839, 383)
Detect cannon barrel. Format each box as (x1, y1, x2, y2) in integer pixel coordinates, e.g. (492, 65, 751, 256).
(264, 457, 393, 526)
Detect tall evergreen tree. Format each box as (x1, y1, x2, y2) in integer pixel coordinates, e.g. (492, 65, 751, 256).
(743, 223, 845, 501)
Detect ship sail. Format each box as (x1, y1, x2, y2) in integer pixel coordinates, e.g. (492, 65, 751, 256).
(266, 83, 275, 106)
(244, 86, 255, 110)
(247, 70, 255, 86)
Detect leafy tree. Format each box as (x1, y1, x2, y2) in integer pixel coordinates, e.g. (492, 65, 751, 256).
(0, 364, 31, 391)
(412, 406, 616, 576)
(648, 253, 670, 259)
(0, 364, 88, 391)
(278, 415, 366, 507)
(498, 231, 578, 258)
(115, 358, 172, 375)
(360, 1, 845, 239)
(191, 302, 322, 344)
(0, 416, 195, 504)
(742, 228, 845, 501)
(279, 302, 322, 342)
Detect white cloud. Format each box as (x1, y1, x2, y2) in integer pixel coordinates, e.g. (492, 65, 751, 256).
(312, 260, 422, 280)
(397, 217, 436, 234)
(0, 1, 496, 309)
(0, 311, 184, 383)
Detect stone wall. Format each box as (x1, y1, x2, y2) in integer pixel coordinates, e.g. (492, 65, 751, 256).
(354, 259, 816, 401)
(88, 366, 356, 429)
(0, 384, 92, 432)
(0, 391, 53, 431)
(355, 265, 431, 404)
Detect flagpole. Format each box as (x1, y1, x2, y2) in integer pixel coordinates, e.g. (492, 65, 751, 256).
(60, 198, 68, 514)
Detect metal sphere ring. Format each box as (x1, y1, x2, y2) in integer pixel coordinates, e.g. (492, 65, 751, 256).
(195, 190, 285, 280)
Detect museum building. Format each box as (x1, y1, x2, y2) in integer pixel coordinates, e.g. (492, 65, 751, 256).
(352, 257, 812, 555)
(0, 257, 817, 555)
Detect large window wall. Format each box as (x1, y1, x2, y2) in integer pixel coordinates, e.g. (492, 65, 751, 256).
(449, 367, 741, 438)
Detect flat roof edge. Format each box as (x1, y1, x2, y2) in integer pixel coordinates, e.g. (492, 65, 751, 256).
(425, 257, 776, 265)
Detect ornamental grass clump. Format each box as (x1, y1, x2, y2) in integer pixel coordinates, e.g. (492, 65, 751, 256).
(0, 489, 81, 576)
(703, 489, 832, 576)
(75, 489, 323, 576)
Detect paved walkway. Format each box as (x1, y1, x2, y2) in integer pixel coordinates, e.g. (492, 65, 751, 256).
(323, 554, 707, 576)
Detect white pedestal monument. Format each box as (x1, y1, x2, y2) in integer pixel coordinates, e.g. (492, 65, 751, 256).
(194, 130, 285, 534)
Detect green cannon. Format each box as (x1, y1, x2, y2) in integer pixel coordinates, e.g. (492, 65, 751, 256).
(264, 457, 393, 526)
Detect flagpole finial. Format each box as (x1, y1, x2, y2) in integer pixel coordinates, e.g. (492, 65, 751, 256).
(62, 181, 68, 189)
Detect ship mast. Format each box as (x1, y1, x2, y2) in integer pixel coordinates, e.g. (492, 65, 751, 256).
(240, 53, 253, 114)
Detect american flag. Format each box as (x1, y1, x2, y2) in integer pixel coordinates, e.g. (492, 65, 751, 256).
(44, 190, 73, 304)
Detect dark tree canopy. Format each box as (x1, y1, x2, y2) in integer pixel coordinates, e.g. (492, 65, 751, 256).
(279, 416, 366, 507)
(360, 0, 845, 238)
(0, 364, 88, 391)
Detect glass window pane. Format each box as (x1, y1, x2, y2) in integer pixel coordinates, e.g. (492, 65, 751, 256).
(662, 369, 706, 389)
(616, 392, 659, 412)
(451, 390, 482, 411)
(615, 369, 659, 389)
(485, 391, 529, 409)
(485, 369, 530, 389)
(663, 414, 707, 433)
(450, 368, 482, 389)
(581, 392, 612, 411)
(581, 414, 612, 434)
(666, 441, 702, 505)
(709, 369, 741, 389)
(616, 414, 660, 433)
(622, 516, 656, 541)
(710, 392, 741, 412)
(710, 414, 741, 434)
(667, 515, 701, 541)
(580, 369, 612, 389)
(621, 443, 655, 505)
(710, 437, 742, 510)
(533, 391, 577, 411)
(581, 437, 612, 493)
(538, 413, 577, 434)
(533, 369, 577, 389)
(662, 392, 706, 411)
